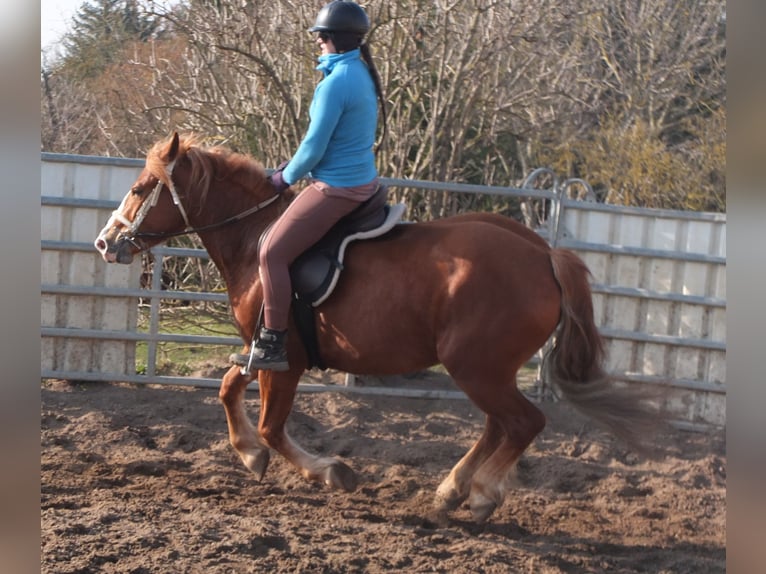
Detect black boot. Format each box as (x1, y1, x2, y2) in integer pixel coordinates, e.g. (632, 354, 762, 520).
(229, 327, 289, 372)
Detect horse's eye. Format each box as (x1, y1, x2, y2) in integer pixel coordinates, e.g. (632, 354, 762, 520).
(130, 186, 143, 195)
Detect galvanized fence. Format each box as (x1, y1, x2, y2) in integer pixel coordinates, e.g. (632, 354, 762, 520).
(41, 154, 726, 427)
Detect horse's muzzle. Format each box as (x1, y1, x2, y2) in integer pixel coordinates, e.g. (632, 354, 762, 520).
(94, 235, 137, 264)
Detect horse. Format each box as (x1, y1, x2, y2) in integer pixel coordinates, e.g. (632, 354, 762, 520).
(94, 132, 656, 524)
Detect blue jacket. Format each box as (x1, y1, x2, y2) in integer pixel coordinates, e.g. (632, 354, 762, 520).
(282, 49, 378, 187)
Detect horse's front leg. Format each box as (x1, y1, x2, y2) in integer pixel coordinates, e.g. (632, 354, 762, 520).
(219, 365, 271, 479)
(258, 369, 358, 492)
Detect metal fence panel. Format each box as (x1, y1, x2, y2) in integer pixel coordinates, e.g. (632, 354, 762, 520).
(41, 154, 726, 427)
(41, 156, 144, 378)
(557, 203, 726, 426)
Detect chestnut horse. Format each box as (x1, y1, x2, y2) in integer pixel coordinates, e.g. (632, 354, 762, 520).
(95, 132, 654, 524)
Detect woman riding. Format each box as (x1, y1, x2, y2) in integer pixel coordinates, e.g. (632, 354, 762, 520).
(235, 1, 387, 372)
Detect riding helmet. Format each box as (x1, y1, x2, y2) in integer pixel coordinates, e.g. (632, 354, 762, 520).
(309, 1, 370, 35)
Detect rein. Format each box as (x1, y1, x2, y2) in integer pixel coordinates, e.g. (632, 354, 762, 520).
(132, 193, 280, 241)
(111, 160, 280, 244)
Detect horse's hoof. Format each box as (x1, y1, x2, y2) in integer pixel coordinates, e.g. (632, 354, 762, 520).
(433, 490, 467, 513)
(469, 491, 498, 524)
(241, 449, 270, 480)
(323, 461, 358, 492)
(426, 507, 450, 529)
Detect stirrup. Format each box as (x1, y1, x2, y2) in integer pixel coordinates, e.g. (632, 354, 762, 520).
(229, 327, 289, 373)
(228, 351, 289, 373)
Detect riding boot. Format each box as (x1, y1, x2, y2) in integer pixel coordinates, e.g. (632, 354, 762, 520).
(229, 327, 289, 373)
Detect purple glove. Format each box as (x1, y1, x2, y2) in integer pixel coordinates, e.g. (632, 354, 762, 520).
(268, 161, 291, 193)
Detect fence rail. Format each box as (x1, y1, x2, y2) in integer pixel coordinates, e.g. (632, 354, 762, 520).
(41, 154, 726, 427)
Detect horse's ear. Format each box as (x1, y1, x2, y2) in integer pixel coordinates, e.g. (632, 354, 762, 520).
(163, 131, 180, 163)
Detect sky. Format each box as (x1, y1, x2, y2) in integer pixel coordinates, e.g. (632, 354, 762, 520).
(41, 0, 85, 51)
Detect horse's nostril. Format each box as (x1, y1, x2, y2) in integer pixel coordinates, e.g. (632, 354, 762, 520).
(95, 238, 106, 251)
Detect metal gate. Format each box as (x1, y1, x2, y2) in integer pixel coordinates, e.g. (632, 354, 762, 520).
(41, 154, 726, 427)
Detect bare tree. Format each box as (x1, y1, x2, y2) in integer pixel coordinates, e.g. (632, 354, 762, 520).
(41, 0, 725, 212)
(528, 0, 726, 207)
(41, 67, 104, 154)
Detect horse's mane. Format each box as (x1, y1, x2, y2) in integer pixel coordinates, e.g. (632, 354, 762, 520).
(146, 133, 270, 207)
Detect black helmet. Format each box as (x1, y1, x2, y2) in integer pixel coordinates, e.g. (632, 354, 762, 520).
(309, 1, 370, 35)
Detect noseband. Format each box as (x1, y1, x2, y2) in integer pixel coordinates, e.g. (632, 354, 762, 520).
(109, 161, 281, 249)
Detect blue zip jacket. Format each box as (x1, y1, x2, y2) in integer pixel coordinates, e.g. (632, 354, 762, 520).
(281, 49, 378, 187)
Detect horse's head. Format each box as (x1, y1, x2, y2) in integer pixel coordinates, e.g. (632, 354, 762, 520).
(94, 132, 195, 264)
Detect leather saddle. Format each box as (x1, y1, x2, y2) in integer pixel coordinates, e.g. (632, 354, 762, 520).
(259, 185, 406, 370)
(287, 184, 405, 306)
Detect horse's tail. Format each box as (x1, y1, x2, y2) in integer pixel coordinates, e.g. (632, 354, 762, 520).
(545, 249, 660, 453)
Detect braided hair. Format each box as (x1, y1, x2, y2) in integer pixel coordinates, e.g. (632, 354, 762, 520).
(359, 42, 387, 155)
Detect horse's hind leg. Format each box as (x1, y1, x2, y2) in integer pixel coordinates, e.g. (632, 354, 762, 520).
(219, 366, 271, 478)
(441, 373, 546, 523)
(433, 415, 504, 520)
(467, 386, 545, 523)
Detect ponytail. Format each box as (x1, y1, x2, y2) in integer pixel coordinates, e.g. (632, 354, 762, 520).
(360, 42, 388, 156)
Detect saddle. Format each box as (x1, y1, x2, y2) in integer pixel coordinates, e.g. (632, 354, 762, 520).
(260, 185, 406, 369)
(289, 185, 405, 306)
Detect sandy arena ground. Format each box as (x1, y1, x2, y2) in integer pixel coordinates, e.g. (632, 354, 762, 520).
(41, 372, 725, 573)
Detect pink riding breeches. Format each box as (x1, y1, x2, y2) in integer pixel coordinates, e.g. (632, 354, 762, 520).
(259, 179, 379, 331)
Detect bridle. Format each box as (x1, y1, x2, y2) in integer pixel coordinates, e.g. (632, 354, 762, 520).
(109, 160, 281, 249)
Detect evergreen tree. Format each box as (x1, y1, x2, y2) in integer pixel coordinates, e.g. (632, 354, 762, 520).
(60, 0, 162, 80)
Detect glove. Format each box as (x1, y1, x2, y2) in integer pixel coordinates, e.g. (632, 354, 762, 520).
(268, 161, 291, 193)
(268, 170, 290, 193)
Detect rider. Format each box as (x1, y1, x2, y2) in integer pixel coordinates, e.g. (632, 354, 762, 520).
(235, 1, 387, 372)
